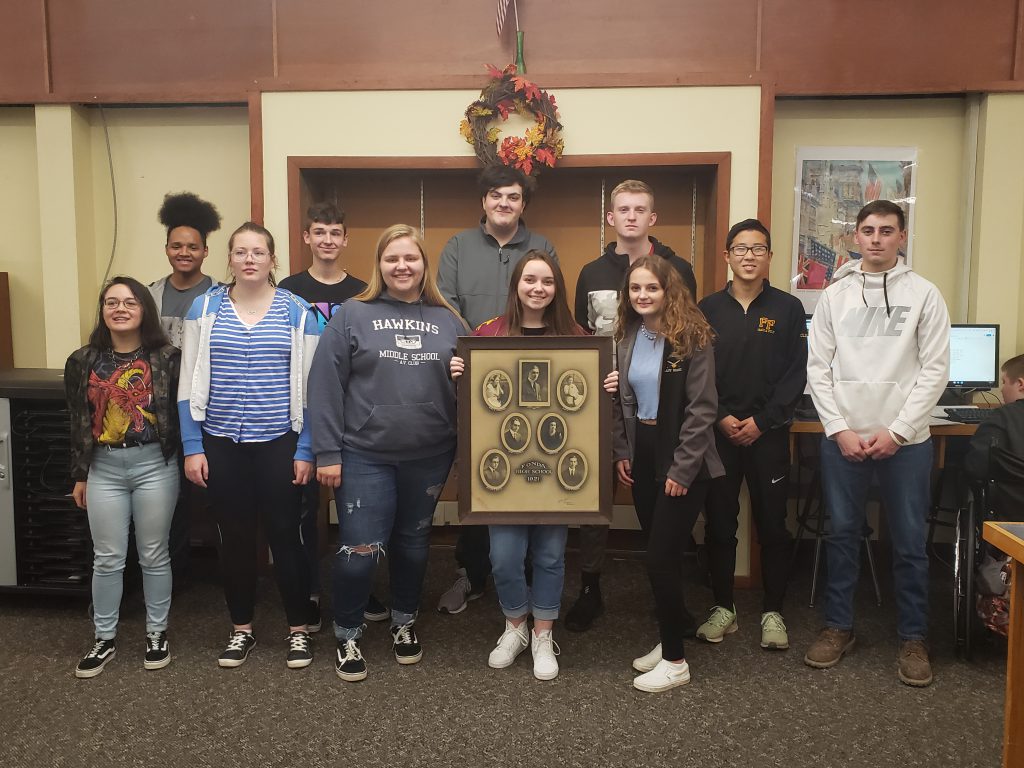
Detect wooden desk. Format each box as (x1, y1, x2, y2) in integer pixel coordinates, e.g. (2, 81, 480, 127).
(982, 521, 1024, 768)
(790, 419, 977, 468)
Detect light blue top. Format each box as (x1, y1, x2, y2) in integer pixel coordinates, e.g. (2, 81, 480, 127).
(204, 291, 292, 444)
(628, 328, 663, 420)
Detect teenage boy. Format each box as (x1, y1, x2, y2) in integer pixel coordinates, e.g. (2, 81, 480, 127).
(965, 354, 1024, 514)
(279, 204, 378, 631)
(150, 192, 221, 587)
(565, 179, 697, 632)
(696, 219, 807, 650)
(151, 192, 221, 348)
(805, 200, 949, 687)
(436, 164, 557, 614)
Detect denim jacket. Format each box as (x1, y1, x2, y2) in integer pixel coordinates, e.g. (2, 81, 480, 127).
(64, 344, 182, 481)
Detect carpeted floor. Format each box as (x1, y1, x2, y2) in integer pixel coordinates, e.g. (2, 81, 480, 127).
(0, 542, 1007, 768)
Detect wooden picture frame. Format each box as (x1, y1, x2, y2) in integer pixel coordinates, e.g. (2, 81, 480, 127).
(457, 335, 613, 525)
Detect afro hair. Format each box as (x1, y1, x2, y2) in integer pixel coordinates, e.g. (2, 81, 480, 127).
(158, 192, 222, 245)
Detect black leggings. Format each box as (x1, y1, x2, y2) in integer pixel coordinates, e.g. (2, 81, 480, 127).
(631, 423, 709, 661)
(203, 431, 310, 628)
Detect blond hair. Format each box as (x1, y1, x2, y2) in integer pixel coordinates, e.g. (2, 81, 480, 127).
(357, 224, 460, 316)
(608, 179, 655, 211)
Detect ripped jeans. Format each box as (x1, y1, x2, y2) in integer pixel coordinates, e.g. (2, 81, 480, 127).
(332, 447, 455, 640)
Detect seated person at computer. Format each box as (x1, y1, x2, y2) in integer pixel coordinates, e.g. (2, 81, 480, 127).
(965, 353, 1024, 514)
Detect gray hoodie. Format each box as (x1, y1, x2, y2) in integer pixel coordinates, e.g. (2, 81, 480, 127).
(308, 293, 467, 465)
(437, 219, 557, 329)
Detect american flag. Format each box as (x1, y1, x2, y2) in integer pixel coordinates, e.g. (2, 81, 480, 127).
(805, 237, 838, 282)
(497, 0, 514, 35)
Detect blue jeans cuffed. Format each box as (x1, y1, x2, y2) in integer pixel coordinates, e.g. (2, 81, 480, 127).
(489, 524, 568, 621)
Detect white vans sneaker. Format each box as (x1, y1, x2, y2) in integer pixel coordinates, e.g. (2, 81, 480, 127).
(531, 629, 560, 680)
(633, 658, 690, 692)
(632, 643, 663, 673)
(488, 620, 529, 669)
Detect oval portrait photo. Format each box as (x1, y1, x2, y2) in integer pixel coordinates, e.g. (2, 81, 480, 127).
(557, 369, 587, 412)
(500, 412, 531, 454)
(557, 449, 588, 492)
(482, 369, 513, 412)
(537, 412, 567, 455)
(479, 450, 511, 492)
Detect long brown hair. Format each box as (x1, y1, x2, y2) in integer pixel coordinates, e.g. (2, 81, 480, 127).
(357, 224, 460, 317)
(614, 255, 712, 359)
(500, 250, 582, 336)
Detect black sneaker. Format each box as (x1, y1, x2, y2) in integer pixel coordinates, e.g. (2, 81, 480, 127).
(564, 585, 604, 632)
(75, 638, 116, 679)
(391, 622, 423, 665)
(335, 638, 367, 681)
(307, 599, 322, 633)
(286, 630, 313, 669)
(144, 631, 170, 670)
(364, 594, 389, 622)
(218, 630, 256, 668)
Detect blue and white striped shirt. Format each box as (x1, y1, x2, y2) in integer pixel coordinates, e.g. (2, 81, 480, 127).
(204, 290, 293, 443)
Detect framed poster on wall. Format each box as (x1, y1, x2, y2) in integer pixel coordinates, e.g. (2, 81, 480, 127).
(792, 146, 917, 312)
(456, 335, 613, 525)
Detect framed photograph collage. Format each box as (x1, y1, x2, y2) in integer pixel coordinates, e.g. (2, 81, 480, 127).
(456, 336, 613, 525)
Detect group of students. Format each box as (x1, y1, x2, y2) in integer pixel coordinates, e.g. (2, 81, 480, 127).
(67, 165, 975, 692)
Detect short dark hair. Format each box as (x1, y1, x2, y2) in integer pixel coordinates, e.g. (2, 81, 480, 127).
(1003, 354, 1024, 383)
(726, 218, 772, 252)
(305, 202, 346, 233)
(856, 200, 906, 231)
(88, 276, 168, 351)
(477, 164, 535, 206)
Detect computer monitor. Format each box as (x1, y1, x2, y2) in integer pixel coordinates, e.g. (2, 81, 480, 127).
(949, 324, 999, 389)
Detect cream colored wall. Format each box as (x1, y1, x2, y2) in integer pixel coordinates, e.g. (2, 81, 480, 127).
(87, 106, 251, 291)
(971, 94, 1024, 361)
(771, 98, 968, 318)
(0, 109, 45, 367)
(261, 87, 762, 268)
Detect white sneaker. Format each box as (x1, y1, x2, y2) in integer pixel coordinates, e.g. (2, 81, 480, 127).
(633, 658, 691, 692)
(632, 643, 663, 673)
(488, 620, 529, 669)
(531, 629, 560, 680)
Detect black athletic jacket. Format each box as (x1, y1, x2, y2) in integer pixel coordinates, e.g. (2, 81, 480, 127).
(698, 281, 807, 432)
(574, 238, 697, 335)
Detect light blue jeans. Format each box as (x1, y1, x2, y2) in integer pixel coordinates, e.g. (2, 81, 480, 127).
(489, 525, 569, 621)
(86, 443, 179, 639)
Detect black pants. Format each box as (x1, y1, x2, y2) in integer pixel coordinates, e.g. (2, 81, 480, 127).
(455, 525, 491, 592)
(203, 431, 310, 627)
(631, 423, 709, 661)
(705, 427, 792, 613)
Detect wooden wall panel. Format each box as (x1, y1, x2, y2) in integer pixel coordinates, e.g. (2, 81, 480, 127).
(46, 1, 274, 100)
(2, 0, 1023, 103)
(763, 0, 1019, 94)
(274, 0, 758, 85)
(0, 2, 48, 100)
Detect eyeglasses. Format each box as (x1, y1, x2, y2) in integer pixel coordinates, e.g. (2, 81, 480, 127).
(728, 244, 769, 257)
(103, 297, 141, 310)
(230, 249, 271, 262)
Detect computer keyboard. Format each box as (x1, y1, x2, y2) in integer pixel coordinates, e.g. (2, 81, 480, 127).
(940, 407, 992, 424)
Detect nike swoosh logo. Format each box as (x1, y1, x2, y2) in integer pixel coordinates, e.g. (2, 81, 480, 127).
(771, 476, 786, 484)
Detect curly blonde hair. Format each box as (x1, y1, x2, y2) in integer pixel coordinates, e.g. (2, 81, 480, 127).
(614, 255, 712, 360)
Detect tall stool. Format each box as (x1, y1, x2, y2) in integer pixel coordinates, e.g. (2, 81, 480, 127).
(791, 448, 883, 609)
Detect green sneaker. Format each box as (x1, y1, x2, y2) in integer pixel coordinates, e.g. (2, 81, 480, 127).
(760, 611, 790, 650)
(696, 605, 737, 643)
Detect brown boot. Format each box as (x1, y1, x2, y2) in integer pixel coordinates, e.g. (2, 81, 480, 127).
(897, 639, 933, 687)
(804, 627, 855, 668)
